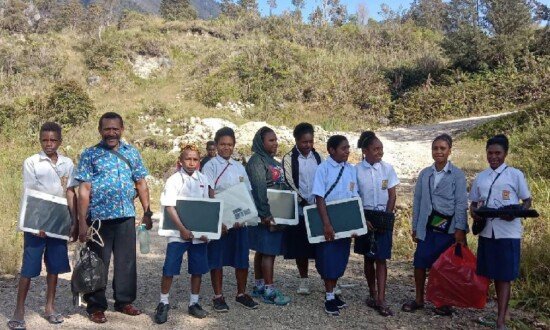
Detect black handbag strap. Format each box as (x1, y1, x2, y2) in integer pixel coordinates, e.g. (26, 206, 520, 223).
(214, 162, 231, 188)
(96, 143, 133, 171)
(485, 166, 508, 204)
(324, 165, 345, 199)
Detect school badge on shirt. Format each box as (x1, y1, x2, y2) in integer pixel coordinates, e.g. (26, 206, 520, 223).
(239, 176, 244, 182)
(502, 190, 510, 200)
(381, 180, 388, 190)
(349, 182, 355, 191)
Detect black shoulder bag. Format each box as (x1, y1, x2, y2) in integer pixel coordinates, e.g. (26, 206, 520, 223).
(472, 166, 508, 235)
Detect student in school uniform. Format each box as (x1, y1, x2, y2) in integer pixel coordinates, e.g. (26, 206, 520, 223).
(470, 134, 531, 330)
(354, 131, 399, 317)
(154, 145, 213, 324)
(9, 122, 77, 330)
(402, 134, 468, 316)
(246, 126, 291, 306)
(282, 123, 322, 295)
(201, 127, 259, 312)
(311, 135, 359, 316)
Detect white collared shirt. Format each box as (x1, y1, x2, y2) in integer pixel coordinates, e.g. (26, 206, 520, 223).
(298, 150, 321, 205)
(469, 163, 531, 239)
(431, 161, 450, 189)
(356, 160, 399, 210)
(201, 155, 251, 193)
(161, 169, 211, 243)
(23, 151, 75, 197)
(312, 157, 358, 203)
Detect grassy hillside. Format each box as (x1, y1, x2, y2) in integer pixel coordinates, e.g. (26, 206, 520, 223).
(0, 12, 548, 313)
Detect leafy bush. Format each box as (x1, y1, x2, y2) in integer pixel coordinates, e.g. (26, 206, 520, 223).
(390, 58, 550, 125)
(45, 81, 95, 128)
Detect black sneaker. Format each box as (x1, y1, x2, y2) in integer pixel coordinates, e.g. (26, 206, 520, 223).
(213, 296, 229, 313)
(154, 302, 170, 324)
(235, 294, 259, 310)
(324, 299, 340, 316)
(334, 295, 347, 309)
(188, 303, 208, 319)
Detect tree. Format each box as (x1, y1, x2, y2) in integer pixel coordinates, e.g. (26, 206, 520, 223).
(291, 0, 304, 20)
(238, 0, 258, 14)
(220, 0, 240, 18)
(328, 0, 347, 26)
(484, 0, 533, 66)
(267, 0, 276, 16)
(443, 0, 490, 71)
(309, 5, 324, 26)
(356, 2, 369, 26)
(408, 0, 447, 31)
(160, 0, 197, 21)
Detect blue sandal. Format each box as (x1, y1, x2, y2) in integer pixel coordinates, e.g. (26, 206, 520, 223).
(7, 319, 26, 330)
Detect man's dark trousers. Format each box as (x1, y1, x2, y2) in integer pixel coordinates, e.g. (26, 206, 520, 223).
(84, 217, 137, 313)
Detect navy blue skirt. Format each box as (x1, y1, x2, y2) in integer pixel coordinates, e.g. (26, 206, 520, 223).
(208, 226, 250, 270)
(315, 238, 351, 280)
(477, 236, 520, 281)
(354, 230, 393, 260)
(248, 224, 285, 256)
(283, 216, 315, 259)
(413, 229, 454, 269)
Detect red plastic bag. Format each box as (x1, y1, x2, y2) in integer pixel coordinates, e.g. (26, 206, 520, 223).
(426, 243, 490, 309)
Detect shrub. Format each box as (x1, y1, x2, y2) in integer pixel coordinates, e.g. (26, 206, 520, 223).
(45, 81, 95, 128)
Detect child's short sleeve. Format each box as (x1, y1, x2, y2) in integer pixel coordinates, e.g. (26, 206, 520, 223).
(387, 164, 400, 189)
(469, 175, 481, 202)
(515, 169, 531, 200)
(160, 175, 179, 207)
(311, 164, 327, 198)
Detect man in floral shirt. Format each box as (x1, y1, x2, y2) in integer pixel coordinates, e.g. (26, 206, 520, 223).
(75, 112, 153, 324)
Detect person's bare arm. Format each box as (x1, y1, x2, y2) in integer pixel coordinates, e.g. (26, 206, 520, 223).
(386, 186, 397, 212)
(67, 186, 78, 242)
(136, 178, 152, 230)
(77, 182, 91, 242)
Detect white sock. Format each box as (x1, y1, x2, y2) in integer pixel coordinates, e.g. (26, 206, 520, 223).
(255, 279, 265, 289)
(189, 294, 199, 306)
(213, 294, 222, 299)
(326, 292, 335, 301)
(160, 293, 169, 305)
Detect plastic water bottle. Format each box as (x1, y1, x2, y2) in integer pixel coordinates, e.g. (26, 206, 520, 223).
(137, 224, 150, 254)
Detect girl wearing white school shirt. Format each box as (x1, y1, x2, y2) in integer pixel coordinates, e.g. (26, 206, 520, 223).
(470, 134, 532, 330)
(354, 131, 399, 317)
(201, 127, 259, 312)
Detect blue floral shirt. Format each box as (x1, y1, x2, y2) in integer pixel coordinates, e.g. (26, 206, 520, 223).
(75, 141, 148, 221)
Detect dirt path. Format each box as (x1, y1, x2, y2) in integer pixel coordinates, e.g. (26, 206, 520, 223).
(3, 112, 537, 330)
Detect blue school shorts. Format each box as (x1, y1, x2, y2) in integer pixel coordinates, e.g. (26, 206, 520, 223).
(477, 235, 520, 281)
(354, 230, 393, 260)
(283, 216, 315, 260)
(162, 241, 209, 276)
(413, 229, 454, 269)
(248, 224, 285, 256)
(208, 226, 250, 270)
(21, 232, 70, 278)
(315, 238, 351, 280)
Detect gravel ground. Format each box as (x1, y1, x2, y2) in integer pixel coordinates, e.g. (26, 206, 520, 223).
(0, 225, 527, 330)
(1, 112, 539, 329)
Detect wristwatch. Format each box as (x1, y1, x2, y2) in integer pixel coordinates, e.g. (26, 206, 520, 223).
(144, 209, 153, 217)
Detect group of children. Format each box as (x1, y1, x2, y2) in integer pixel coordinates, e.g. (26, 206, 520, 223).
(11, 121, 532, 330)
